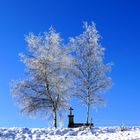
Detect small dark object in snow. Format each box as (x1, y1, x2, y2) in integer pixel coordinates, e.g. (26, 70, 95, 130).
(68, 107, 94, 128)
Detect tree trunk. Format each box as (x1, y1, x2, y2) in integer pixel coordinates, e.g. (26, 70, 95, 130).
(86, 96, 90, 124)
(53, 110, 57, 128)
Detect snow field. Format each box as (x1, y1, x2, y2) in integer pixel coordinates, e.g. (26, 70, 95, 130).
(0, 126, 140, 140)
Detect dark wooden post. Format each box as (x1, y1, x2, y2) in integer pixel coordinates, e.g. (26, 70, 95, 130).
(68, 107, 74, 128)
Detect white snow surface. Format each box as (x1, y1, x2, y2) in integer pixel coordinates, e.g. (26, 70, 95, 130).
(0, 126, 140, 140)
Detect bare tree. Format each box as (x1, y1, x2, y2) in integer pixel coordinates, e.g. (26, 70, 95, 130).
(70, 22, 112, 124)
(11, 28, 73, 128)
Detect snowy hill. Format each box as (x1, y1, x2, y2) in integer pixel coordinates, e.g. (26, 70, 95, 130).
(0, 126, 140, 140)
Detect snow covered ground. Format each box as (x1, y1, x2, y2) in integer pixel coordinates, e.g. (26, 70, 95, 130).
(0, 126, 140, 140)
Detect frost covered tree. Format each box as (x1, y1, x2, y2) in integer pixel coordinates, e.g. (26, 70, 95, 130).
(70, 22, 112, 124)
(11, 28, 73, 128)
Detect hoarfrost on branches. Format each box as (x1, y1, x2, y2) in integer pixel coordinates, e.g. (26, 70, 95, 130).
(70, 22, 112, 124)
(11, 22, 112, 128)
(11, 27, 74, 128)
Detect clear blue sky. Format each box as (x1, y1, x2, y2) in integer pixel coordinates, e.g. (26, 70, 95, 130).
(0, 0, 140, 128)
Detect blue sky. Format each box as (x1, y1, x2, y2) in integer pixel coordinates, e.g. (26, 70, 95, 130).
(0, 0, 140, 127)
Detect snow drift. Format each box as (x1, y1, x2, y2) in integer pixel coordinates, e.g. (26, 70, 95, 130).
(0, 126, 140, 140)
